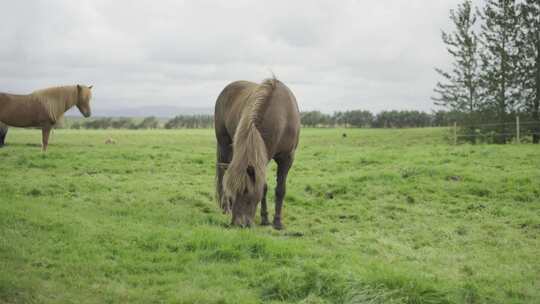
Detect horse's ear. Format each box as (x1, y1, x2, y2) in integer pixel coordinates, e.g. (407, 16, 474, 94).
(88, 85, 93, 89)
(246, 166, 256, 183)
(77, 84, 81, 91)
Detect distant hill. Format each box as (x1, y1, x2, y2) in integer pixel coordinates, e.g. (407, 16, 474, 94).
(66, 105, 212, 118)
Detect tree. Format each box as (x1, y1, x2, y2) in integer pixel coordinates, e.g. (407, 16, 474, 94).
(518, 0, 540, 143)
(138, 116, 159, 129)
(111, 118, 135, 129)
(433, 0, 481, 114)
(345, 110, 373, 127)
(479, 0, 522, 143)
(164, 115, 213, 129)
(372, 111, 432, 128)
(300, 111, 332, 127)
(333, 110, 373, 127)
(432, 110, 467, 126)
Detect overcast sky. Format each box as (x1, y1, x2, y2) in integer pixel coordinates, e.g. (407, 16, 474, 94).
(0, 0, 464, 114)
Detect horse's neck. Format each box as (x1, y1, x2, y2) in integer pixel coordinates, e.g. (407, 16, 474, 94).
(56, 95, 77, 121)
(63, 94, 77, 112)
(38, 88, 77, 122)
(57, 88, 78, 112)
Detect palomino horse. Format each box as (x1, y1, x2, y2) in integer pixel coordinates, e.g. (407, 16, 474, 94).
(0, 85, 93, 151)
(215, 78, 300, 229)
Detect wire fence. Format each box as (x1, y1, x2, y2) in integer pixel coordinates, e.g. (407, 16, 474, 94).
(452, 116, 540, 144)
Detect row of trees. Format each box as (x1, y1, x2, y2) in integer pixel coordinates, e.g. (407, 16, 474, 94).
(164, 115, 214, 129)
(434, 0, 539, 143)
(301, 110, 447, 128)
(67, 111, 459, 130)
(70, 117, 160, 129)
(68, 115, 214, 129)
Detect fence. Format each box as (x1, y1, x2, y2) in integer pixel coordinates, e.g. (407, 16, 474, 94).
(453, 116, 540, 144)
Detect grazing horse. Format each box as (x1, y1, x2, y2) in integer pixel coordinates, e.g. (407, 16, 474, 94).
(0, 85, 93, 151)
(215, 78, 300, 229)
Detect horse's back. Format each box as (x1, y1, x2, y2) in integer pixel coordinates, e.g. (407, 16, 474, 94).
(214, 80, 257, 113)
(261, 81, 300, 157)
(214, 79, 300, 157)
(214, 81, 257, 143)
(0, 93, 48, 127)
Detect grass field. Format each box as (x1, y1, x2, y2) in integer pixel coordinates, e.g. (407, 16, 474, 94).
(0, 128, 539, 304)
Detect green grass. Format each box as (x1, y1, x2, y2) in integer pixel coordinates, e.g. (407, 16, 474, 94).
(0, 128, 539, 304)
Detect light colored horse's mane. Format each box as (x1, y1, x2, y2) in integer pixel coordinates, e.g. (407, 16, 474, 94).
(31, 86, 79, 123)
(223, 78, 277, 200)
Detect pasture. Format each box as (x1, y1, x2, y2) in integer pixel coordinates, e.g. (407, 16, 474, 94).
(0, 128, 538, 304)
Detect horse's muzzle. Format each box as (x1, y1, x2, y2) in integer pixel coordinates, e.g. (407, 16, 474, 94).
(231, 214, 254, 228)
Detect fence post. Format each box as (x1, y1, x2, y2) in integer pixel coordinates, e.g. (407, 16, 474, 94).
(453, 122, 457, 145)
(516, 115, 520, 144)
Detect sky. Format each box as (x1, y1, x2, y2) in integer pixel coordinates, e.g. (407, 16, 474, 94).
(0, 0, 463, 114)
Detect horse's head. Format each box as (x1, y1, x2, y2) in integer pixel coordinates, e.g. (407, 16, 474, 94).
(76, 85, 93, 118)
(223, 165, 265, 227)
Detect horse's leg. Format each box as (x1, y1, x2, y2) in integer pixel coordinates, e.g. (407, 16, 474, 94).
(41, 126, 51, 152)
(216, 140, 232, 212)
(260, 183, 269, 225)
(0, 125, 7, 147)
(273, 153, 294, 230)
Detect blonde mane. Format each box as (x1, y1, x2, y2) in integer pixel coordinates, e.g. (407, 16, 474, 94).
(223, 78, 277, 200)
(31, 86, 79, 123)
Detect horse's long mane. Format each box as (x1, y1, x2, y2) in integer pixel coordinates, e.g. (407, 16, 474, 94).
(31, 86, 79, 123)
(223, 78, 277, 199)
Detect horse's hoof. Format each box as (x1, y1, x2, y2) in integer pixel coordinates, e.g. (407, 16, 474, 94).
(260, 219, 271, 226)
(273, 222, 284, 230)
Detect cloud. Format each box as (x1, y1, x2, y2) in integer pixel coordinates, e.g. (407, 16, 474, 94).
(0, 0, 460, 114)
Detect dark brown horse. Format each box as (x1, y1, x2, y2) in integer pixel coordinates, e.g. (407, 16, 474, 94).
(215, 78, 300, 229)
(0, 85, 93, 151)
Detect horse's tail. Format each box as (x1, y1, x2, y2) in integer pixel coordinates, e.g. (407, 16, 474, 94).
(223, 78, 276, 198)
